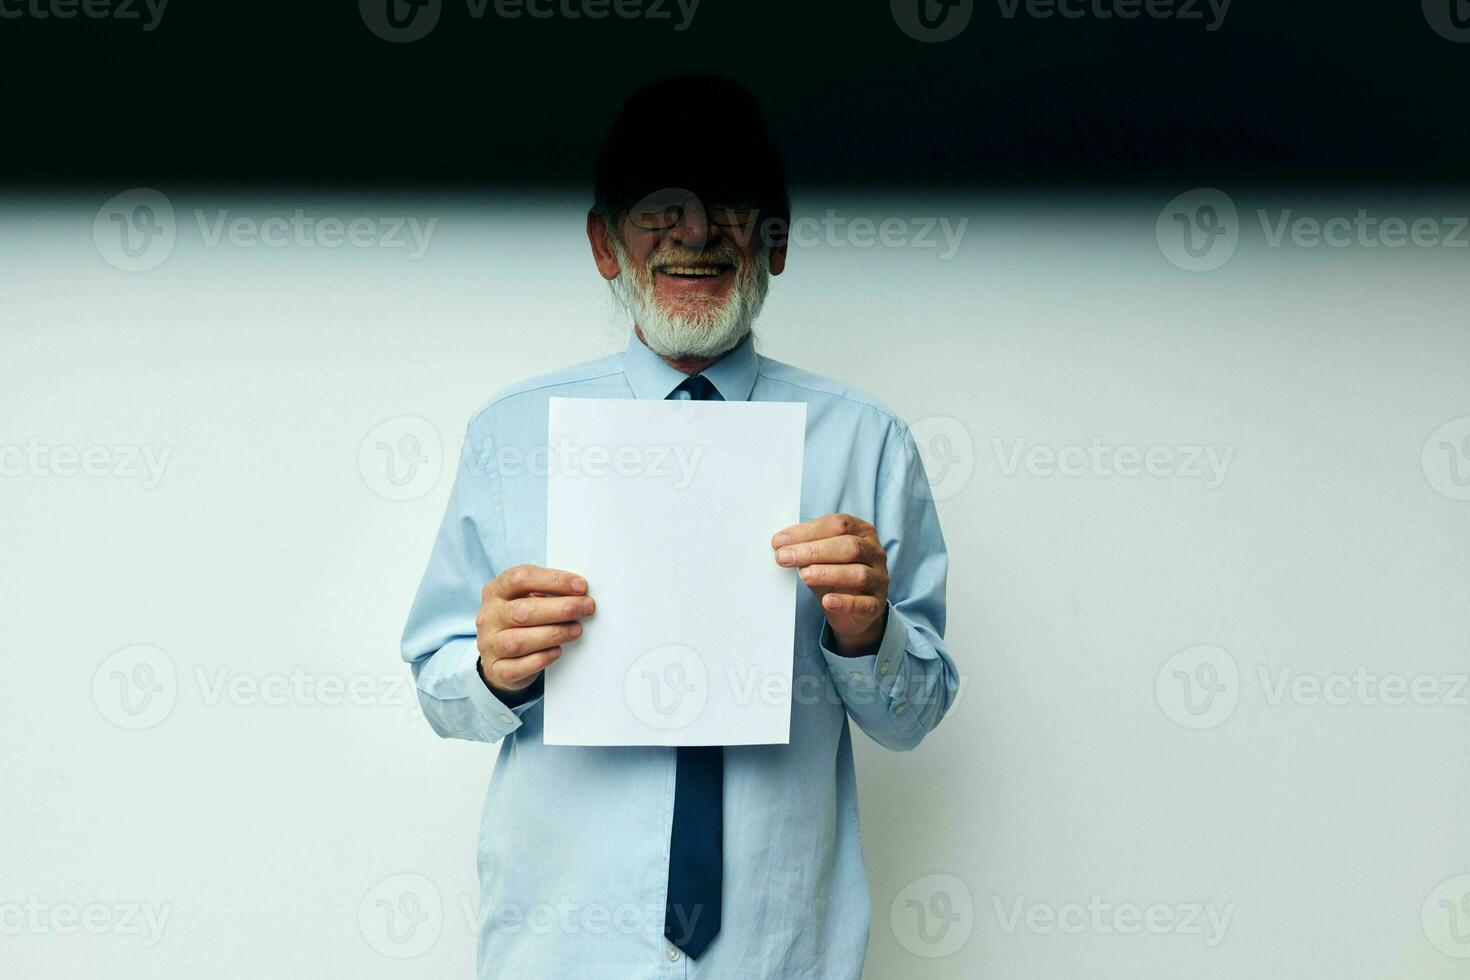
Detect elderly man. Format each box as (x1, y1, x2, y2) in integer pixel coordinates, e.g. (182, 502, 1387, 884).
(402, 75, 959, 979)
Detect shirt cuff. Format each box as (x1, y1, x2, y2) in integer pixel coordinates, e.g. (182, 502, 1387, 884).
(456, 642, 541, 739)
(819, 604, 912, 710)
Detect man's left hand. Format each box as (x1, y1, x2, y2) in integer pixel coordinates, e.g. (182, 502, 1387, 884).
(772, 514, 889, 657)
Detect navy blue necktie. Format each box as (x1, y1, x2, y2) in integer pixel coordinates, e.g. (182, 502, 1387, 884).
(664, 373, 723, 959)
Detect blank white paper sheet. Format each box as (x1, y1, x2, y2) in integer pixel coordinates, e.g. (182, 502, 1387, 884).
(543, 396, 807, 747)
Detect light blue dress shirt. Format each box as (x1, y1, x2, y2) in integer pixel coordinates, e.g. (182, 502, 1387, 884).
(401, 331, 959, 979)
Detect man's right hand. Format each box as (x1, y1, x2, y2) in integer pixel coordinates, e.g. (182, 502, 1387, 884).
(476, 565, 594, 700)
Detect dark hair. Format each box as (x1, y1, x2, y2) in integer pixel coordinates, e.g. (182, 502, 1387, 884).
(593, 76, 790, 238)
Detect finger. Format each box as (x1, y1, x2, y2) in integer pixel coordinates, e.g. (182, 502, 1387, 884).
(490, 622, 584, 661)
(775, 534, 874, 568)
(491, 565, 588, 601)
(488, 646, 563, 690)
(821, 592, 884, 618)
(771, 513, 872, 549)
(798, 563, 881, 593)
(500, 594, 597, 628)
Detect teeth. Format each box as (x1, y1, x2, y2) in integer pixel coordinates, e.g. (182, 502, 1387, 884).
(661, 266, 725, 277)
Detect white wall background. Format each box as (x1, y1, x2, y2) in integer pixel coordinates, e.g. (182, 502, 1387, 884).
(2, 190, 1468, 979)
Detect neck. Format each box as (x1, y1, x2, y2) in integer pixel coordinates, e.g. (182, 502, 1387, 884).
(634, 325, 720, 376)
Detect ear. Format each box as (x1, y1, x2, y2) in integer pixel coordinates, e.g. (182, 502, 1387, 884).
(769, 242, 788, 276)
(587, 210, 623, 281)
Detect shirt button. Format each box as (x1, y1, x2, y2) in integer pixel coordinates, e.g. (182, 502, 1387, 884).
(895, 704, 907, 715)
(499, 715, 514, 725)
(849, 671, 863, 682)
(666, 947, 682, 961)
(879, 661, 889, 675)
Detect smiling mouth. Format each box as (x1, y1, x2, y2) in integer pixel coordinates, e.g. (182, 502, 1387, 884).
(655, 263, 734, 280)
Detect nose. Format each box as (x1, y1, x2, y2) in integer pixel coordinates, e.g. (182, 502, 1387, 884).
(669, 197, 714, 252)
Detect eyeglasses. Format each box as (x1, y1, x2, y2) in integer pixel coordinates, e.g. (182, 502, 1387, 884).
(626, 189, 759, 231)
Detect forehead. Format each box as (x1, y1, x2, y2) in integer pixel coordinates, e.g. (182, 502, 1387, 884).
(628, 187, 758, 209)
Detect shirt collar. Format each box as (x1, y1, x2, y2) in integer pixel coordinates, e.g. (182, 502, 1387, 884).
(621, 330, 759, 402)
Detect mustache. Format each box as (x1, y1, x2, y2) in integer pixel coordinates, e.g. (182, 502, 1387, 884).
(642, 243, 743, 272)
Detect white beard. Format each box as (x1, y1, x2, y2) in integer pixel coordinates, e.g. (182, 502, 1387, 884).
(608, 236, 771, 360)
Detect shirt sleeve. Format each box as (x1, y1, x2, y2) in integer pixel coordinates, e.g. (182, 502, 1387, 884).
(819, 418, 959, 751)
(400, 413, 540, 743)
